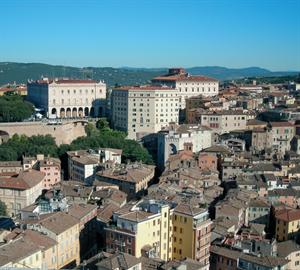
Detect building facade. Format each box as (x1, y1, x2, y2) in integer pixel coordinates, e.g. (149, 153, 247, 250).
(152, 68, 219, 109)
(27, 78, 106, 118)
(190, 110, 254, 134)
(172, 204, 212, 270)
(0, 169, 45, 216)
(111, 85, 180, 140)
(157, 124, 213, 170)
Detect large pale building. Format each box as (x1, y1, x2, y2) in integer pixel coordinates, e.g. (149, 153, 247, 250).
(172, 204, 212, 270)
(111, 85, 180, 140)
(152, 68, 219, 109)
(157, 123, 213, 170)
(105, 200, 212, 268)
(27, 78, 106, 118)
(190, 109, 255, 134)
(0, 169, 45, 216)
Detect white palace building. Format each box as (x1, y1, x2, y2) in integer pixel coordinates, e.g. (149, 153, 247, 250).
(27, 78, 107, 118)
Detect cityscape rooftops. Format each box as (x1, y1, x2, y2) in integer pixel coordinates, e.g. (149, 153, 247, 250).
(114, 85, 175, 91)
(0, 169, 45, 190)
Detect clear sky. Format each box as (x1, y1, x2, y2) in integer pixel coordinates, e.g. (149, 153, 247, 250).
(0, 0, 299, 71)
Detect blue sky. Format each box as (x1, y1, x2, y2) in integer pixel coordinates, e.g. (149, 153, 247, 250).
(0, 0, 299, 70)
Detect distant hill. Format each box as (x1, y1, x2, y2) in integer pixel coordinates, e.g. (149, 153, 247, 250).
(0, 62, 298, 87)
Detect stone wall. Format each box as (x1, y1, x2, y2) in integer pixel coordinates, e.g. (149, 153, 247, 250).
(0, 120, 87, 145)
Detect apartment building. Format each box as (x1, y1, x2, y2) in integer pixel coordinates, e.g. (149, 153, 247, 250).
(152, 68, 219, 109)
(157, 123, 213, 170)
(105, 200, 174, 261)
(172, 204, 212, 270)
(189, 110, 254, 134)
(111, 85, 179, 140)
(275, 208, 300, 242)
(27, 78, 106, 118)
(250, 122, 295, 157)
(67, 149, 122, 184)
(0, 169, 45, 216)
(26, 211, 80, 268)
(96, 163, 155, 200)
(0, 229, 58, 269)
(38, 157, 61, 189)
(268, 122, 295, 155)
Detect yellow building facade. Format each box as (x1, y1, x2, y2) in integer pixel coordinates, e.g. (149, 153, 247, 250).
(275, 209, 300, 242)
(172, 204, 212, 270)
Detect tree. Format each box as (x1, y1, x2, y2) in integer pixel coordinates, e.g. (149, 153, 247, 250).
(96, 118, 110, 131)
(0, 95, 34, 122)
(0, 200, 7, 216)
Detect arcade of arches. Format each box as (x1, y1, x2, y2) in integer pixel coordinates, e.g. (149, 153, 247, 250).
(50, 107, 103, 118)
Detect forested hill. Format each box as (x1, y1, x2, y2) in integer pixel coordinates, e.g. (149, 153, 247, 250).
(0, 62, 298, 86)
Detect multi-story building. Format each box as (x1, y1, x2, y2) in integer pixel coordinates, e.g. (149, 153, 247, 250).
(152, 68, 219, 109)
(268, 122, 295, 156)
(26, 211, 80, 268)
(237, 253, 288, 270)
(67, 149, 122, 184)
(111, 85, 179, 140)
(27, 78, 106, 118)
(0, 229, 57, 269)
(96, 163, 155, 200)
(275, 208, 300, 242)
(250, 122, 295, 157)
(210, 245, 240, 270)
(172, 204, 212, 269)
(37, 156, 61, 189)
(188, 110, 254, 134)
(157, 123, 213, 170)
(0, 169, 45, 216)
(105, 200, 174, 261)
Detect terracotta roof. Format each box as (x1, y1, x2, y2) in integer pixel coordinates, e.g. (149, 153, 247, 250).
(0, 169, 45, 190)
(97, 204, 120, 223)
(239, 253, 288, 267)
(114, 85, 174, 91)
(121, 210, 153, 222)
(96, 253, 140, 270)
(269, 121, 294, 127)
(174, 203, 205, 217)
(275, 209, 300, 222)
(67, 203, 97, 221)
(28, 79, 98, 85)
(152, 74, 218, 82)
(36, 212, 79, 235)
(210, 245, 240, 260)
(277, 240, 300, 257)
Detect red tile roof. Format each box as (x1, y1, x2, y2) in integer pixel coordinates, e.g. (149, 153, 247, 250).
(0, 169, 45, 190)
(270, 122, 294, 127)
(114, 85, 174, 91)
(152, 74, 218, 82)
(275, 209, 300, 222)
(28, 79, 98, 85)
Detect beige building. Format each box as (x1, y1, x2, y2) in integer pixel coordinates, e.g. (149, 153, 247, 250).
(111, 85, 179, 140)
(27, 78, 106, 118)
(152, 68, 219, 109)
(26, 211, 80, 268)
(277, 240, 300, 270)
(0, 229, 58, 269)
(0, 169, 45, 216)
(105, 200, 174, 261)
(96, 163, 155, 200)
(193, 110, 254, 134)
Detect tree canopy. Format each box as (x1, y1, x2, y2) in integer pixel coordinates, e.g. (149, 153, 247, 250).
(0, 123, 154, 166)
(0, 95, 34, 122)
(0, 200, 7, 216)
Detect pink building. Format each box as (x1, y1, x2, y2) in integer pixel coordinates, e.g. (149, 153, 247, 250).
(38, 157, 61, 189)
(198, 152, 218, 171)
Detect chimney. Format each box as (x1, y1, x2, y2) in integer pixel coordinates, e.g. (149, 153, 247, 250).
(183, 142, 193, 152)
